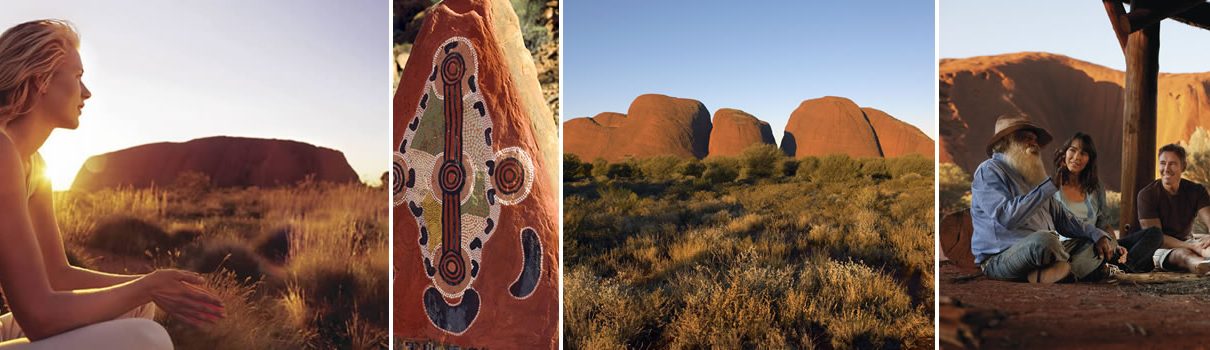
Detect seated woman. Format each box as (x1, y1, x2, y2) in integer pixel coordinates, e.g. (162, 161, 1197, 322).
(0, 19, 224, 348)
(1052, 132, 1161, 274)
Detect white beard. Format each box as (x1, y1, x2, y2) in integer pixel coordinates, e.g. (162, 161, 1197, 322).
(1004, 141, 1048, 186)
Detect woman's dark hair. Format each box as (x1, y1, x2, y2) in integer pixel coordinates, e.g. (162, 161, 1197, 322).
(1053, 132, 1100, 194)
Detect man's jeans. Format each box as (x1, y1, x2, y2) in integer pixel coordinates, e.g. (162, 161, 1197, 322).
(981, 231, 1105, 281)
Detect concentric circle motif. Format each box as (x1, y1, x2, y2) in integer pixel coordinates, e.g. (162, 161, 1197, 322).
(392, 152, 408, 207)
(428, 153, 476, 205)
(493, 147, 535, 205)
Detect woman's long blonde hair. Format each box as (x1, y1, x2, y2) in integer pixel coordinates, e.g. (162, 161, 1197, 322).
(0, 19, 80, 123)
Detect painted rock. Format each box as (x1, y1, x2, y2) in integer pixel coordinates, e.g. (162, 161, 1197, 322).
(863, 107, 934, 160)
(72, 136, 357, 191)
(391, 0, 558, 348)
(563, 93, 711, 162)
(707, 108, 776, 157)
(780, 96, 883, 158)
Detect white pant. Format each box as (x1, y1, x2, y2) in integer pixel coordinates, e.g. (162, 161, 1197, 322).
(0, 303, 171, 349)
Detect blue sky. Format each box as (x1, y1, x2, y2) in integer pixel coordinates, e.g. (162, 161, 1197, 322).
(2, 1, 388, 189)
(563, 0, 937, 142)
(942, 1, 1210, 72)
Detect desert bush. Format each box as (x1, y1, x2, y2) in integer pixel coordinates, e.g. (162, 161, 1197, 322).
(858, 158, 892, 181)
(779, 158, 800, 178)
(638, 156, 684, 181)
(606, 162, 639, 180)
(702, 158, 741, 184)
(888, 154, 934, 178)
(86, 216, 176, 257)
(189, 242, 266, 285)
(794, 157, 821, 182)
(814, 154, 860, 182)
(679, 158, 706, 178)
(254, 226, 293, 265)
(591, 158, 609, 179)
(564, 154, 593, 182)
(939, 162, 972, 215)
(739, 144, 783, 179)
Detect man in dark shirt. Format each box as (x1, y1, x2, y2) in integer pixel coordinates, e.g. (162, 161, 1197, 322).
(1138, 144, 1210, 274)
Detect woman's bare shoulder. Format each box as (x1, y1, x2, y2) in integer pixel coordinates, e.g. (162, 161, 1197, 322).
(0, 133, 27, 190)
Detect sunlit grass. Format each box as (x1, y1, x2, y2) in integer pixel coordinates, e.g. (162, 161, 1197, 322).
(564, 149, 934, 349)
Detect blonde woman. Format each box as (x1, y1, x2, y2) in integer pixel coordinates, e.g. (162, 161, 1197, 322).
(0, 20, 224, 348)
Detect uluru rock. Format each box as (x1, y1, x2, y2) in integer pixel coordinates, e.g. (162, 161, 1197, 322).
(863, 107, 934, 159)
(390, 0, 559, 348)
(71, 136, 357, 191)
(781, 96, 883, 158)
(564, 94, 711, 162)
(940, 52, 1210, 190)
(707, 108, 776, 157)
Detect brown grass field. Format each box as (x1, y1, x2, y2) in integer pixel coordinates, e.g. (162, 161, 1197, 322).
(563, 145, 935, 349)
(14, 174, 389, 349)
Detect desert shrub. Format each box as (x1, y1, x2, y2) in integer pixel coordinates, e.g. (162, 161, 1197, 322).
(779, 158, 800, 178)
(86, 216, 174, 256)
(605, 162, 639, 180)
(702, 158, 740, 184)
(638, 156, 684, 181)
(591, 158, 610, 179)
(564, 154, 593, 181)
(795, 157, 821, 182)
(814, 154, 860, 182)
(739, 144, 783, 179)
(288, 249, 388, 348)
(888, 154, 934, 178)
(858, 158, 892, 181)
(173, 171, 212, 199)
(939, 162, 972, 215)
(679, 158, 706, 178)
(1185, 127, 1210, 186)
(190, 242, 266, 285)
(254, 226, 293, 265)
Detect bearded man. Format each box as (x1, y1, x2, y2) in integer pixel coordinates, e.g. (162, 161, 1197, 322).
(969, 114, 1119, 283)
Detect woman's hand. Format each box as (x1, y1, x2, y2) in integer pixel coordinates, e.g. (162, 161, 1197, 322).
(140, 269, 225, 327)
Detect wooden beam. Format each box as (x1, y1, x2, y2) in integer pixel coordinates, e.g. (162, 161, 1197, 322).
(1120, 6, 1160, 232)
(1170, 3, 1210, 31)
(1104, 0, 1130, 52)
(1125, 0, 1204, 32)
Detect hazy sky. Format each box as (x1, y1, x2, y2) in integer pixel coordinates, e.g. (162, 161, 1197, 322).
(563, 0, 937, 143)
(941, 1, 1210, 72)
(2, 0, 388, 190)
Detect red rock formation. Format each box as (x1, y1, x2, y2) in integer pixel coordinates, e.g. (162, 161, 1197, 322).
(562, 112, 624, 162)
(563, 94, 712, 162)
(940, 52, 1210, 190)
(391, 0, 558, 347)
(863, 107, 934, 159)
(781, 96, 883, 158)
(70, 136, 357, 191)
(707, 108, 775, 157)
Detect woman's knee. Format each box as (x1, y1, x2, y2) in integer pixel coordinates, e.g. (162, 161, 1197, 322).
(112, 319, 172, 350)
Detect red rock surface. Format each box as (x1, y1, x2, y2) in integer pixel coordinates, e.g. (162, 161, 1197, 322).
(940, 52, 1210, 190)
(391, 0, 558, 347)
(563, 94, 711, 162)
(780, 96, 883, 158)
(940, 264, 1210, 349)
(864, 107, 934, 159)
(707, 108, 775, 157)
(70, 136, 357, 191)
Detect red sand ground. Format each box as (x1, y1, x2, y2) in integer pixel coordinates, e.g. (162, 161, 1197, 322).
(940, 263, 1210, 349)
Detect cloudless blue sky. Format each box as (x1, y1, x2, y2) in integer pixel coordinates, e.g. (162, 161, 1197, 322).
(2, 1, 388, 189)
(942, 1, 1210, 72)
(563, 0, 937, 142)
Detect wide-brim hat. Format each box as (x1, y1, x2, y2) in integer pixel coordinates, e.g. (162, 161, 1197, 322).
(985, 113, 1052, 156)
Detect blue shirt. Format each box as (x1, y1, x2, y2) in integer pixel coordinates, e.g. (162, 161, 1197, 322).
(970, 153, 1109, 264)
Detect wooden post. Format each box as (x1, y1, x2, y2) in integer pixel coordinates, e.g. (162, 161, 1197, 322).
(1120, 1, 1160, 232)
